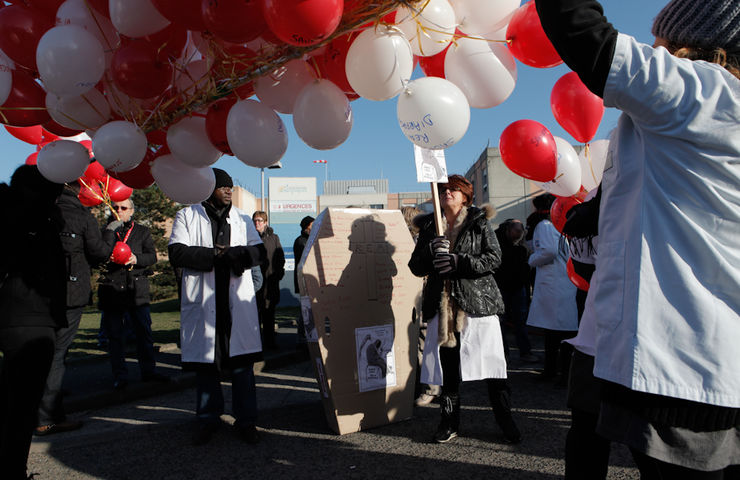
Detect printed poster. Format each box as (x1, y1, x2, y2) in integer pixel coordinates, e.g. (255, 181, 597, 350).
(300, 296, 318, 343)
(355, 324, 397, 393)
(414, 145, 448, 183)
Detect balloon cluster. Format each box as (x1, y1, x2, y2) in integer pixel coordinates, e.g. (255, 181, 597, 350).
(0, 0, 588, 205)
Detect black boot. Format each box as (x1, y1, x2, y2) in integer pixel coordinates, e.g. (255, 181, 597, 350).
(487, 379, 522, 444)
(433, 393, 460, 443)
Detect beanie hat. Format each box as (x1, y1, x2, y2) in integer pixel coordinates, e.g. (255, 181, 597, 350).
(652, 0, 740, 52)
(439, 174, 474, 206)
(212, 168, 233, 189)
(300, 215, 315, 231)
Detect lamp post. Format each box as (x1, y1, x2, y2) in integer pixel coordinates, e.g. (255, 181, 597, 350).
(260, 161, 282, 211)
(313, 159, 328, 187)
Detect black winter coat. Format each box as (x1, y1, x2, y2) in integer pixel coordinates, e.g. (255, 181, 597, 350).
(409, 205, 504, 320)
(98, 221, 157, 310)
(293, 231, 309, 293)
(57, 189, 114, 308)
(258, 226, 285, 308)
(493, 226, 530, 292)
(0, 180, 67, 329)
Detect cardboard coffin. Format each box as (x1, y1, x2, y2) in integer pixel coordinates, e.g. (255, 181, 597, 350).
(297, 208, 423, 435)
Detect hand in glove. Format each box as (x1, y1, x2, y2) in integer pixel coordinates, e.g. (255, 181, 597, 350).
(429, 236, 450, 256)
(433, 253, 458, 275)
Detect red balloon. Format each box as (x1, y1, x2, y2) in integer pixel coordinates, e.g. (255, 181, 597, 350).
(25, 151, 38, 165)
(567, 258, 590, 291)
(205, 97, 236, 155)
(313, 32, 358, 96)
(106, 177, 133, 202)
(0, 5, 54, 71)
(111, 241, 132, 264)
(115, 148, 157, 189)
(550, 72, 604, 144)
(85, 160, 107, 182)
(262, 0, 342, 46)
(78, 177, 103, 206)
(111, 39, 174, 99)
(4, 125, 43, 145)
(499, 119, 558, 182)
(125, 22, 188, 61)
(550, 195, 581, 234)
(146, 128, 168, 146)
(506, 1, 562, 68)
(42, 120, 83, 137)
(151, 0, 206, 31)
(0, 70, 51, 127)
(86, 0, 110, 17)
(417, 44, 450, 79)
(202, 0, 267, 44)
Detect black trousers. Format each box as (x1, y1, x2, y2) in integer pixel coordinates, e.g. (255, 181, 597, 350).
(0, 325, 55, 479)
(543, 329, 576, 378)
(38, 307, 83, 425)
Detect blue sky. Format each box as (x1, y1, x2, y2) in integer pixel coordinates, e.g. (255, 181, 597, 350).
(0, 0, 666, 195)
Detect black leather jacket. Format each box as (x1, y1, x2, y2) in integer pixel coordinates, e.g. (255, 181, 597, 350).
(408, 205, 504, 320)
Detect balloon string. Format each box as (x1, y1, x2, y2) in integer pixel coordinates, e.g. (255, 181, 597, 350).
(584, 143, 597, 185)
(79, 176, 119, 220)
(82, 0, 118, 53)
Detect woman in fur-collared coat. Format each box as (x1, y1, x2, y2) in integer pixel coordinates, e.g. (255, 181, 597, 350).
(408, 175, 521, 444)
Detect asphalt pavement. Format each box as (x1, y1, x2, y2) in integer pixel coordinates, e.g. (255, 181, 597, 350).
(27, 324, 640, 480)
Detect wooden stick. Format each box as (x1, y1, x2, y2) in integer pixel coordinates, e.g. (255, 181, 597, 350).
(430, 182, 444, 236)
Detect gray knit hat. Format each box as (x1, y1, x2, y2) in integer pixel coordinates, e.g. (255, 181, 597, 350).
(652, 0, 740, 52)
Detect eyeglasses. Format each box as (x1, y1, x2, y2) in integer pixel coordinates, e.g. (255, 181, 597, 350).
(253, 219, 266, 223)
(217, 186, 233, 191)
(439, 186, 461, 194)
(112, 206, 129, 211)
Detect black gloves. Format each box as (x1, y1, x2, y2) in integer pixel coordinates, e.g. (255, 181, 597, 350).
(430, 236, 450, 256)
(433, 253, 458, 275)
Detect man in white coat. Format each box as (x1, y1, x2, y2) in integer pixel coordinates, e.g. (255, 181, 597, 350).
(168, 168, 266, 446)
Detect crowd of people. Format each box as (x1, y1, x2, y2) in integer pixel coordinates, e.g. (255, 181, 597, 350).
(1, 0, 739, 477)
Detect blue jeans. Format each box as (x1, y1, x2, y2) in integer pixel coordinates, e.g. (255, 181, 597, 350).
(196, 364, 257, 428)
(500, 286, 532, 357)
(103, 306, 157, 381)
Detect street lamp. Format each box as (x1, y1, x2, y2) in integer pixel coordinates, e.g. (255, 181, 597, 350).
(313, 159, 328, 186)
(260, 161, 282, 211)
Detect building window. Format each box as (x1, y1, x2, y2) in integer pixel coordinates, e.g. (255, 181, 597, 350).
(369, 204, 384, 209)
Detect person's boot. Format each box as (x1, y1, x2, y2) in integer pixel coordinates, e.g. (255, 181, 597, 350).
(487, 380, 522, 444)
(433, 393, 460, 443)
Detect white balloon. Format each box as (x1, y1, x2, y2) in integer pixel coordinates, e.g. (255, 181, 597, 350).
(37, 140, 91, 183)
(535, 137, 582, 197)
(151, 154, 216, 204)
(293, 79, 353, 150)
(397, 77, 470, 150)
(175, 59, 210, 97)
(255, 59, 316, 114)
(396, 0, 455, 57)
(167, 116, 222, 167)
(444, 35, 517, 109)
(56, 0, 120, 63)
(46, 89, 111, 130)
(36, 25, 106, 97)
(579, 139, 610, 192)
(0, 50, 12, 106)
(227, 99, 288, 168)
(450, 0, 520, 35)
(109, 0, 170, 38)
(345, 26, 414, 101)
(92, 120, 148, 172)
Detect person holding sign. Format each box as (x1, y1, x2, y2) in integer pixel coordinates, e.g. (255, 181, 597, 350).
(409, 175, 521, 444)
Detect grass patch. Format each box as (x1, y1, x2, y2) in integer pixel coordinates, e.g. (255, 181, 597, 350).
(69, 302, 301, 361)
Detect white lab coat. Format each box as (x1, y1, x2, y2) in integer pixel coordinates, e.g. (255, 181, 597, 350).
(420, 313, 507, 385)
(584, 34, 740, 407)
(169, 204, 263, 363)
(526, 220, 578, 331)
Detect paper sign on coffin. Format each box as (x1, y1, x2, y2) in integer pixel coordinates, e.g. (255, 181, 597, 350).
(297, 208, 424, 435)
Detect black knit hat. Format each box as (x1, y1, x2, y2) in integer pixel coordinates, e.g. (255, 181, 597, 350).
(212, 168, 233, 189)
(652, 0, 740, 52)
(300, 215, 315, 231)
